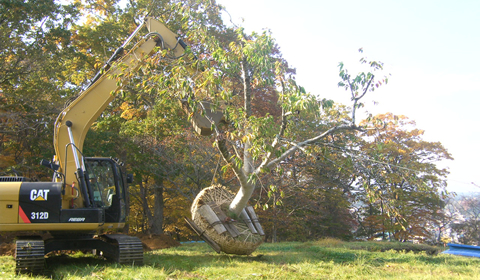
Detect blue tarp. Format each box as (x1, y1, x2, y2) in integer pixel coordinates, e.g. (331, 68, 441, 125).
(442, 243, 480, 258)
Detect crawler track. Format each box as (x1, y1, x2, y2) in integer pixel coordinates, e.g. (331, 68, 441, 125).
(15, 237, 45, 274)
(102, 234, 143, 265)
(14, 233, 143, 274)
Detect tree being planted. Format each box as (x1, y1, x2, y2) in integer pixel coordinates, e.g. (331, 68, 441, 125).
(177, 11, 390, 252)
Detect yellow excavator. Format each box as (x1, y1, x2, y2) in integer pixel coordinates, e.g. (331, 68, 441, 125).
(0, 17, 192, 273)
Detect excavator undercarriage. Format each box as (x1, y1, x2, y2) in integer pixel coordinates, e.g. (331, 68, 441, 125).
(14, 234, 143, 274)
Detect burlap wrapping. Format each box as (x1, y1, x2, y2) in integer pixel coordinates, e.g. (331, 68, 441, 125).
(191, 185, 263, 255)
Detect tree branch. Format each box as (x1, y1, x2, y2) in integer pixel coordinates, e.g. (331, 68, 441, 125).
(351, 75, 374, 124)
(255, 124, 360, 175)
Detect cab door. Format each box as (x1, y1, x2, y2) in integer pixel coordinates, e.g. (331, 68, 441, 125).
(84, 158, 127, 223)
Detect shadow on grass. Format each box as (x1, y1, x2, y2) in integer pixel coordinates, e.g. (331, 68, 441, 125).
(43, 253, 112, 279)
(145, 242, 480, 273)
(141, 243, 360, 273)
(29, 242, 480, 278)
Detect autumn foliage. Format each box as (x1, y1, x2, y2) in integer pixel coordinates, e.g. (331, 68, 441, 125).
(0, 0, 453, 243)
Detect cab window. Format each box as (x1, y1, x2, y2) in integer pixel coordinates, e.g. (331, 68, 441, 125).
(86, 159, 116, 208)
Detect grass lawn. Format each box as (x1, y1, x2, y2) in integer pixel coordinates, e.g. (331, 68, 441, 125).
(1, 239, 479, 279)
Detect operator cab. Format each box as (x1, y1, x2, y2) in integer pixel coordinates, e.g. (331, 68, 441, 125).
(84, 157, 128, 223)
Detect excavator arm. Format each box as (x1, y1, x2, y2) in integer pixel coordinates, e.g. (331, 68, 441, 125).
(53, 18, 186, 207)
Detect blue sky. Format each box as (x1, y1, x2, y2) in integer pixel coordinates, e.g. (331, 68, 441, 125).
(217, 0, 480, 193)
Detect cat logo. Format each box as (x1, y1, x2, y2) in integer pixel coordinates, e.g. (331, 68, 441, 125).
(30, 189, 50, 201)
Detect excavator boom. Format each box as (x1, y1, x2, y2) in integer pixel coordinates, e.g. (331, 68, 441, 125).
(53, 18, 185, 209)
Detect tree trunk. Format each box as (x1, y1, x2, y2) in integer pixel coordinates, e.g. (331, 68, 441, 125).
(227, 58, 255, 217)
(272, 202, 278, 243)
(139, 179, 153, 232)
(119, 164, 130, 234)
(241, 57, 254, 175)
(228, 181, 255, 218)
(272, 222, 277, 243)
(216, 138, 253, 218)
(150, 181, 164, 234)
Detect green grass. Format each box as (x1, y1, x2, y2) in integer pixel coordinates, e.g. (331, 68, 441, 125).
(1, 240, 479, 279)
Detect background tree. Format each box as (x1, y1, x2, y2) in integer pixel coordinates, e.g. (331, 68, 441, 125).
(352, 113, 453, 241)
(451, 194, 480, 245)
(253, 104, 359, 242)
(0, 0, 80, 178)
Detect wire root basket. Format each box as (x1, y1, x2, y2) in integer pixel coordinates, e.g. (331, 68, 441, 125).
(190, 185, 264, 255)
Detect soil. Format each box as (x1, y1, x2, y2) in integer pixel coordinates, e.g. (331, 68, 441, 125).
(0, 233, 180, 256)
(137, 233, 181, 251)
(0, 242, 14, 256)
